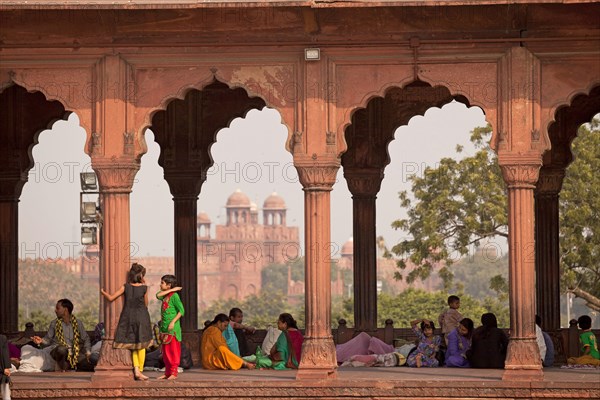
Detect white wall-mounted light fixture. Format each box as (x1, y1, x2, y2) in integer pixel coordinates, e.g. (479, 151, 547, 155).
(80, 172, 101, 245)
(80, 198, 99, 223)
(80, 172, 98, 192)
(305, 48, 320, 61)
(81, 226, 98, 245)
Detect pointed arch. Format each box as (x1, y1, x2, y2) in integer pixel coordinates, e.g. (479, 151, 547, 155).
(341, 80, 488, 172)
(0, 84, 71, 195)
(544, 84, 600, 168)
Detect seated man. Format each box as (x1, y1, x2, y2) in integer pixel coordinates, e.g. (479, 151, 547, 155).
(31, 298, 94, 371)
(229, 308, 256, 357)
(536, 315, 554, 367)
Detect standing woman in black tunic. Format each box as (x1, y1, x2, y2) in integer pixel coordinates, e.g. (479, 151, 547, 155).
(101, 263, 153, 380)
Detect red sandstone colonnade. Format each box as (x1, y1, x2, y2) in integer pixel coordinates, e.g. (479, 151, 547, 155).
(0, 2, 599, 380)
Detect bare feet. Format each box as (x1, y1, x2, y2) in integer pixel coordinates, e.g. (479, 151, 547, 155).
(244, 362, 256, 370)
(156, 375, 167, 380)
(133, 367, 149, 381)
(166, 375, 178, 380)
(416, 355, 422, 368)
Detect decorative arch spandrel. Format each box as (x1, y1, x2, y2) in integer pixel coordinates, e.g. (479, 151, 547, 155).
(541, 58, 600, 131)
(417, 62, 498, 150)
(334, 62, 498, 158)
(542, 83, 600, 168)
(333, 63, 414, 156)
(0, 84, 69, 199)
(0, 67, 94, 155)
(134, 64, 296, 162)
(226, 64, 296, 147)
(542, 75, 600, 153)
(133, 67, 214, 154)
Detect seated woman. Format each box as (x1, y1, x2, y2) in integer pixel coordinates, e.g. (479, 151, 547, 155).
(406, 319, 442, 368)
(445, 318, 474, 368)
(468, 312, 508, 369)
(269, 313, 304, 369)
(201, 314, 255, 370)
(336, 332, 394, 364)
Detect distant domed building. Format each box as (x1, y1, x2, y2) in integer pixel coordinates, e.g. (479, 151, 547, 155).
(198, 189, 300, 310)
(341, 237, 353, 257)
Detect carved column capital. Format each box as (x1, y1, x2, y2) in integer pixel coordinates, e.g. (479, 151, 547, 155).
(536, 168, 566, 194)
(498, 154, 542, 189)
(0, 170, 27, 201)
(344, 167, 384, 197)
(92, 157, 140, 194)
(295, 156, 340, 191)
(164, 170, 205, 199)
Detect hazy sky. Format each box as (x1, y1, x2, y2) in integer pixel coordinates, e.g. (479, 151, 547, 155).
(19, 102, 488, 261)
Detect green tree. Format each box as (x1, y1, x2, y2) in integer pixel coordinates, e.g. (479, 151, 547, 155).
(451, 251, 509, 300)
(559, 119, 600, 311)
(377, 288, 501, 327)
(19, 260, 100, 330)
(261, 258, 305, 294)
(260, 263, 288, 293)
(331, 295, 354, 327)
(386, 125, 507, 290)
(199, 291, 300, 328)
(386, 119, 600, 311)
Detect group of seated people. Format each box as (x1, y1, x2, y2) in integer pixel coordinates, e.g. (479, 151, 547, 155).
(337, 295, 600, 370)
(337, 312, 541, 369)
(3, 296, 599, 378)
(1, 301, 304, 375)
(200, 309, 304, 371)
(336, 295, 564, 369)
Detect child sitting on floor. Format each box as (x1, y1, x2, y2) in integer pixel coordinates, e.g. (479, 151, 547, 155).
(567, 315, 600, 366)
(406, 319, 442, 368)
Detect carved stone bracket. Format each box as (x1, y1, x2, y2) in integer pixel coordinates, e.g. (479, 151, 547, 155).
(91, 132, 103, 156)
(536, 167, 566, 194)
(123, 131, 134, 155)
(93, 157, 140, 194)
(292, 131, 304, 153)
(326, 131, 336, 146)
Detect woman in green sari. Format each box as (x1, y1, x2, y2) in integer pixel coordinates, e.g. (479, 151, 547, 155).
(269, 313, 304, 369)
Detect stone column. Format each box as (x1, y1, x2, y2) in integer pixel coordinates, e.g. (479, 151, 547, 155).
(296, 162, 339, 379)
(0, 173, 25, 333)
(534, 168, 565, 331)
(344, 168, 384, 332)
(500, 158, 544, 380)
(93, 159, 139, 380)
(165, 172, 203, 332)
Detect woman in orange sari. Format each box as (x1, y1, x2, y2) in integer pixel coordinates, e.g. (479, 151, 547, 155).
(269, 313, 303, 369)
(201, 314, 255, 370)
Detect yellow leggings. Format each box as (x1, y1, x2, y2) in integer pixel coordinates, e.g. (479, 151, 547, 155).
(132, 349, 146, 371)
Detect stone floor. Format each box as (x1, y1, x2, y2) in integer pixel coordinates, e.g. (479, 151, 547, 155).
(9, 366, 600, 399)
